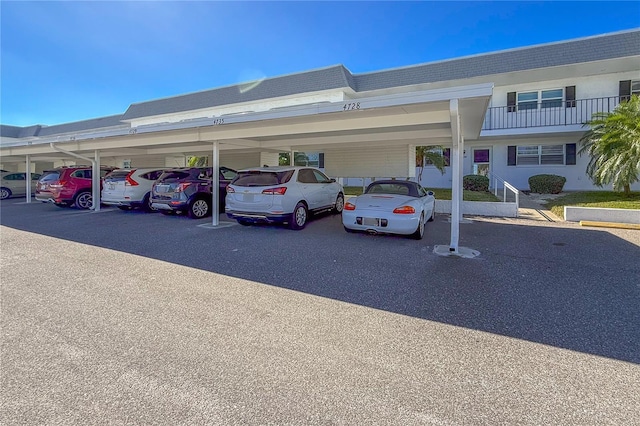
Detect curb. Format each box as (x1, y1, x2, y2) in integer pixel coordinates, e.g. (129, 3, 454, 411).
(579, 220, 640, 230)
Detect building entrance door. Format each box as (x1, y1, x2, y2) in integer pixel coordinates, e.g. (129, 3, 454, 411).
(472, 148, 491, 176)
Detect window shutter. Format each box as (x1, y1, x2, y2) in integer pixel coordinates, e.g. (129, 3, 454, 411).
(319, 153, 325, 168)
(508, 146, 517, 166)
(565, 143, 576, 165)
(507, 92, 516, 112)
(620, 80, 631, 101)
(443, 148, 451, 166)
(565, 86, 576, 108)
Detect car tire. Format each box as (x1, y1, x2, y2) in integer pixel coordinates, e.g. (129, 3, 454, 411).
(237, 220, 252, 226)
(333, 193, 344, 214)
(428, 207, 435, 222)
(0, 187, 12, 200)
(74, 191, 93, 209)
(290, 202, 308, 230)
(188, 198, 210, 219)
(411, 212, 425, 240)
(142, 192, 157, 213)
(117, 206, 132, 211)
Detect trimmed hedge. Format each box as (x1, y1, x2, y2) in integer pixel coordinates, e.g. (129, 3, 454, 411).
(528, 174, 566, 194)
(463, 174, 489, 192)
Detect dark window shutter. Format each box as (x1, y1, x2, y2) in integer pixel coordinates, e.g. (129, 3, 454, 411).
(319, 153, 325, 168)
(565, 143, 576, 165)
(620, 80, 631, 101)
(443, 148, 451, 166)
(507, 92, 516, 112)
(565, 86, 576, 108)
(508, 146, 517, 166)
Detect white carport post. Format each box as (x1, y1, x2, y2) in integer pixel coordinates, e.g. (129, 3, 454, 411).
(25, 155, 32, 203)
(211, 140, 219, 226)
(449, 99, 462, 253)
(93, 150, 100, 212)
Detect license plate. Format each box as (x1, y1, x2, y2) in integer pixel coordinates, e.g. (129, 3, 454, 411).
(41, 184, 46, 190)
(242, 194, 254, 202)
(363, 217, 379, 226)
(156, 185, 170, 193)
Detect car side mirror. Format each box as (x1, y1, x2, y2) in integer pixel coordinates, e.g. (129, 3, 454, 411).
(330, 178, 336, 183)
(427, 190, 434, 196)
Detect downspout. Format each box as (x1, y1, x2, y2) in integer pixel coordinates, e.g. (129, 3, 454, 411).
(49, 143, 100, 211)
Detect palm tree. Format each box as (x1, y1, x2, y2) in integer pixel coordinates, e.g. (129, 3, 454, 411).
(416, 145, 447, 183)
(579, 95, 640, 195)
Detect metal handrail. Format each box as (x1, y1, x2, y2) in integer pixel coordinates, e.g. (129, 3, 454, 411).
(482, 95, 625, 130)
(487, 171, 519, 211)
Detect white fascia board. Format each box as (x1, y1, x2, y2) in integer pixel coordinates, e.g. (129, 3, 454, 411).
(2, 83, 493, 150)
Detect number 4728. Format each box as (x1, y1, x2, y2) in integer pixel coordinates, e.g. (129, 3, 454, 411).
(343, 102, 361, 111)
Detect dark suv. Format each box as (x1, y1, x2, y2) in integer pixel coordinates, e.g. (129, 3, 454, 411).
(35, 165, 117, 209)
(150, 166, 237, 218)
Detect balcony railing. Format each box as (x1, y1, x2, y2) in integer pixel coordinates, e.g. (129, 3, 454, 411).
(482, 96, 626, 131)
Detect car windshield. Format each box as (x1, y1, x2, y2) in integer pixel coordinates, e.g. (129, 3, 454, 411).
(231, 170, 293, 186)
(39, 171, 60, 182)
(104, 170, 131, 182)
(366, 182, 417, 197)
(157, 171, 191, 182)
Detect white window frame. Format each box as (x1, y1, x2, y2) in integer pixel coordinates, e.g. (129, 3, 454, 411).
(517, 88, 564, 111)
(516, 144, 565, 166)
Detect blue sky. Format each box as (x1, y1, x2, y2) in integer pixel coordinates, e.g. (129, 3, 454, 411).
(1, 1, 639, 126)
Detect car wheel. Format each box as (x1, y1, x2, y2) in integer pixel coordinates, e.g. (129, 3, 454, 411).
(290, 202, 308, 230)
(188, 198, 210, 219)
(333, 193, 345, 214)
(0, 187, 11, 200)
(117, 206, 132, 211)
(142, 192, 157, 213)
(428, 207, 435, 222)
(237, 220, 252, 226)
(411, 212, 425, 240)
(74, 191, 93, 209)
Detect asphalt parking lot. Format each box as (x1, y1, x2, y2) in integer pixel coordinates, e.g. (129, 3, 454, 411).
(1, 198, 639, 425)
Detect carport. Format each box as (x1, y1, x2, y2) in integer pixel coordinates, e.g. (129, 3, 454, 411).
(1, 83, 493, 255)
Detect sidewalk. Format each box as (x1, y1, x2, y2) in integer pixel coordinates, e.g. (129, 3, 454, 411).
(518, 192, 563, 222)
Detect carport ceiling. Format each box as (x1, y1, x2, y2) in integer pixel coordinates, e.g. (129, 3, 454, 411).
(1, 84, 492, 162)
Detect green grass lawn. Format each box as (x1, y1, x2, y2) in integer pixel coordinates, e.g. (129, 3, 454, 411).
(343, 186, 500, 202)
(544, 191, 640, 218)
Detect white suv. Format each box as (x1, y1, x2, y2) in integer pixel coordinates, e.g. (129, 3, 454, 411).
(102, 168, 166, 211)
(225, 166, 344, 229)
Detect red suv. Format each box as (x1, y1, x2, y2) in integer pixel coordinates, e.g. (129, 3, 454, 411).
(35, 165, 116, 209)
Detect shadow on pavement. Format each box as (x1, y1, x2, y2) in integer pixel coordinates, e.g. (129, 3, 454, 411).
(2, 199, 639, 364)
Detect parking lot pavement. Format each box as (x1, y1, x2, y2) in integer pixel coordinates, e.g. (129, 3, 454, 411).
(1, 199, 639, 425)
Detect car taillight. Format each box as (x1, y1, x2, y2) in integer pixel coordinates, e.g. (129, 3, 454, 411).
(262, 187, 287, 195)
(226, 186, 235, 193)
(344, 202, 356, 211)
(50, 180, 66, 188)
(393, 206, 415, 214)
(175, 183, 191, 192)
(125, 172, 139, 186)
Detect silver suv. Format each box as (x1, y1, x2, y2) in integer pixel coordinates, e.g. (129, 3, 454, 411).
(225, 166, 344, 229)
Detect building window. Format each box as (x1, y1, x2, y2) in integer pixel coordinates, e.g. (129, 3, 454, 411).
(517, 89, 564, 111)
(516, 145, 564, 165)
(420, 147, 450, 167)
(632, 80, 640, 96)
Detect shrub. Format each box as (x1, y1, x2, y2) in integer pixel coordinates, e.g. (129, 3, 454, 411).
(528, 174, 566, 194)
(463, 174, 489, 192)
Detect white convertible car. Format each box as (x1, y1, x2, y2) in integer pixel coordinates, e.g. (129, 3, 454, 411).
(342, 180, 435, 239)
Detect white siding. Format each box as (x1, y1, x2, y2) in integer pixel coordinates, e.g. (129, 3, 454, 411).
(325, 145, 416, 178)
(220, 152, 261, 170)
